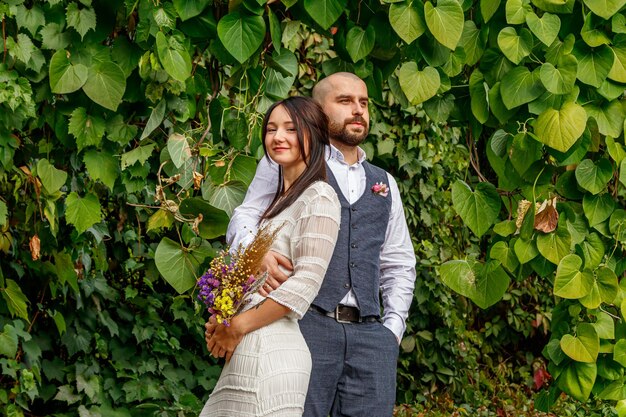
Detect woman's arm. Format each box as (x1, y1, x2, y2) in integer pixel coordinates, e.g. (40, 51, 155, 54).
(206, 298, 289, 361)
(206, 184, 341, 361)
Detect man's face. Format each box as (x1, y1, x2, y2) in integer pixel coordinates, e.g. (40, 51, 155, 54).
(320, 77, 369, 146)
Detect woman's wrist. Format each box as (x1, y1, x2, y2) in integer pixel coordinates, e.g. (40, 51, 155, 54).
(230, 315, 249, 337)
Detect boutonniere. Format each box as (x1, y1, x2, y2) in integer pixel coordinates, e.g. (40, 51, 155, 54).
(371, 182, 389, 197)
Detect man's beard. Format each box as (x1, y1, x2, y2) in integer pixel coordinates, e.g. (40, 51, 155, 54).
(329, 116, 368, 146)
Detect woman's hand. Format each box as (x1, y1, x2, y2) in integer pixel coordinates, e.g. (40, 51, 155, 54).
(206, 318, 245, 362)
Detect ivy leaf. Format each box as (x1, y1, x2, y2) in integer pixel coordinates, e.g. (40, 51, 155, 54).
(500, 66, 544, 109)
(173, 0, 210, 21)
(439, 259, 510, 309)
(584, 100, 624, 138)
(83, 150, 119, 190)
(303, 0, 346, 30)
(265, 48, 298, 99)
(389, 0, 426, 44)
(526, 12, 560, 46)
(609, 39, 626, 83)
(0, 323, 18, 357)
(461, 21, 487, 66)
(147, 209, 174, 233)
(508, 132, 543, 176)
(580, 266, 618, 308)
(106, 115, 138, 145)
(7, 34, 35, 65)
(217, 11, 265, 64)
(0, 201, 7, 226)
(179, 197, 230, 239)
(14, 4, 46, 36)
(481, 0, 501, 23)
(167, 133, 192, 169)
(581, 12, 611, 47)
(506, 0, 532, 24)
(537, 225, 572, 265)
(65, 192, 102, 234)
(535, 101, 587, 152)
(606, 136, 626, 164)
(560, 323, 599, 363)
(156, 32, 192, 82)
(578, 232, 606, 269)
(121, 144, 155, 170)
(554, 254, 593, 298)
(615, 339, 626, 367)
(54, 251, 79, 294)
(155, 238, 214, 294)
(2, 280, 29, 321)
(451, 180, 501, 238)
(583, 0, 626, 20)
(398, 62, 440, 105)
(514, 238, 539, 264)
(140, 100, 166, 140)
(36, 158, 67, 194)
(346, 25, 375, 63)
(268, 7, 282, 50)
(201, 181, 246, 217)
(66, 3, 96, 39)
(497, 27, 533, 64)
(583, 193, 615, 227)
(68, 107, 106, 151)
(573, 43, 614, 88)
(469, 69, 489, 123)
(540, 54, 578, 94)
(575, 158, 613, 195)
(230, 155, 258, 186)
(40, 23, 71, 50)
(490, 241, 519, 272)
(424, 0, 464, 50)
(82, 60, 126, 111)
(49, 50, 88, 94)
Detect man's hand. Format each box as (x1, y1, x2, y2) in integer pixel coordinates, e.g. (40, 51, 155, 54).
(259, 251, 293, 297)
(206, 319, 245, 362)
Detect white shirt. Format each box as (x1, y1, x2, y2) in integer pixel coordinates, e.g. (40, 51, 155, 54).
(227, 145, 417, 341)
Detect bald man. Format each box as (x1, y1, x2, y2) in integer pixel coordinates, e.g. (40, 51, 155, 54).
(214, 73, 416, 416)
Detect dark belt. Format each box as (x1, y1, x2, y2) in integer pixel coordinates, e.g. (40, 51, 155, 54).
(309, 304, 380, 324)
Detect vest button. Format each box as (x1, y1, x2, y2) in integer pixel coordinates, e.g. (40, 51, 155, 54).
(344, 283, 350, 288)
(351, 224, 357, 229)
(351, 207, 357, 211)
(351, 243, 357, 248)
(350, 262, 356, 267)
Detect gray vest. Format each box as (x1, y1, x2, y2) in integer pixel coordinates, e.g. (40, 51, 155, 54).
(313, 161, 392, 317)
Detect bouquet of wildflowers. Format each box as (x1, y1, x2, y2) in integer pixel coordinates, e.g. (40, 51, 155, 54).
(197, 224, 281, 325)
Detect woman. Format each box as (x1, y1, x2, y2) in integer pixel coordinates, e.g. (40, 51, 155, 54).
(200, 97, 341, 416)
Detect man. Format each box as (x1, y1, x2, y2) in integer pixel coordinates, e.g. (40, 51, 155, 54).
(208, 72, 416, 416)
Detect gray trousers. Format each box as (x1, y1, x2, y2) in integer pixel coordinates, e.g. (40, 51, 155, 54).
(299, 308, 399, 417)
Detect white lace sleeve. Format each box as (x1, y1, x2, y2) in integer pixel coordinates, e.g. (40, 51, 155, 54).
(268, 183, 340, 319)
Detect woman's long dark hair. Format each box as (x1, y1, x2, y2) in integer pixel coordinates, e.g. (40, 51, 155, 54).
(260, 96, 330, 220)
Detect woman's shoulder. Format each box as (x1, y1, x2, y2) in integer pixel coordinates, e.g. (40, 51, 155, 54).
(302, 181, 339, 202)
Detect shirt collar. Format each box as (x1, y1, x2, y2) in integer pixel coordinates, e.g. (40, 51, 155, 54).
(328, 144, 367, 165)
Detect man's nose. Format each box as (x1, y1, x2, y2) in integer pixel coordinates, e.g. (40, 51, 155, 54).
(352, 102, 364, 115)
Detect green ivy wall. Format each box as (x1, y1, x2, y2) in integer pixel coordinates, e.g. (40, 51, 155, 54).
(1, 0, 625, 415)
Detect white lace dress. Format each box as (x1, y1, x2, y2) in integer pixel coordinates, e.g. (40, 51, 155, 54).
(200, 181, 341, 417)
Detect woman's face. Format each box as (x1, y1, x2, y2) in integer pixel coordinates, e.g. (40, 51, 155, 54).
(265, 105, 308, 175)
